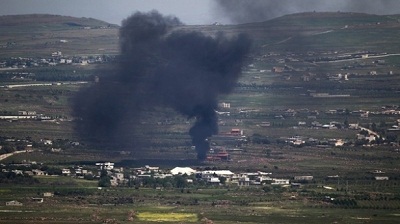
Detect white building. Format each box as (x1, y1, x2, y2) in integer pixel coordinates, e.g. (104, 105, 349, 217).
(200, 170, 234, 178)
(43, 192, 54, 197)
(96, 162, 114, 170)
(208, 177, 220, 184)
(294, 176, 314, 181)
(375, 176, 389, 181)
(271, 179, 290, 185)
(170, 167, 196, 176)
(62, 168, 71, 175)
(6, 200, 22, 206)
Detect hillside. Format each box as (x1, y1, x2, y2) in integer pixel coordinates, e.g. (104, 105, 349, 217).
(1, 12, 400, 141)
(0, 14, 118, 28)
(189, 12, 400, 53)
(257, 12, 400, 52)
(3, 12, 400, 57)
(0, 14, 119, 57)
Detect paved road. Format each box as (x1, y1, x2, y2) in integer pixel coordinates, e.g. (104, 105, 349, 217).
(0, 150, 28, 161)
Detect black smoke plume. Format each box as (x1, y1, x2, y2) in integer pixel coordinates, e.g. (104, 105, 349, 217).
(214, 0, 400, 24)
(73, 11, 251, 160)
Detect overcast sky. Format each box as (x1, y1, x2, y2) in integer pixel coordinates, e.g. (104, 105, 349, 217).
(1, 0, 400, 25)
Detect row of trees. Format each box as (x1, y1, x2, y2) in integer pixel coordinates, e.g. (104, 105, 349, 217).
(0, 172, 39, 185)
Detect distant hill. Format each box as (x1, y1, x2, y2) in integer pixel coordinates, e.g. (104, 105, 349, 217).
(2, 12, 400, 57)
(0, 14, 119, 28)
(190, 12, 400, 53)
(264, 12, 397, 26)
(0, 14, 119, 57)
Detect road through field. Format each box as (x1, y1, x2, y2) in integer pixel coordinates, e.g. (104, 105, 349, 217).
(0, 150, 29, 161)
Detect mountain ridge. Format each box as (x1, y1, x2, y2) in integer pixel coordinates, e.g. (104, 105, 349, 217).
(2, 12, 400, 57)
(0, 14, 119, 28)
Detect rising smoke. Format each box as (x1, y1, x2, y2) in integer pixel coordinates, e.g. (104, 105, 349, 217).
(73, 11, 251, 160)
(214, 0, 400, 24)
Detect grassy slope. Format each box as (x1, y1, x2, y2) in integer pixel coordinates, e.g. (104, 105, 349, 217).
(191, 12, 400, 52)
(2, 12, 400, 57)
(0, 14, 119, 57)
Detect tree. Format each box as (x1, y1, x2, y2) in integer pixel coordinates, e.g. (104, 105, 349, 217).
(219, 176, 227, 185)
(371, 122, 377, 132)
(98, 176, 111, 187)
(174, 175, 187, 189)
(142, 177, 156, 187)
(264, 149, 271, 158)
(262, 186, 271, 193)
(344, 118, 349, 128)
(386, 133, 398, 143)
(2, 145, 15, 154)
(251, 134, 270, 144)
(98, 169, 111, 187)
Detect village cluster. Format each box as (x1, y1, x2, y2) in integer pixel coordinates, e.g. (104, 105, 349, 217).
(0, 51, 115, 70)
(218, 101, 400, 148)
(0, 110, 53, 121)
(2, 158, 392, 207)
(249, 50, 397, 85)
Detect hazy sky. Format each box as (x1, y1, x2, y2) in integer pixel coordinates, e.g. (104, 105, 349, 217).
(1, 0, 400, 25)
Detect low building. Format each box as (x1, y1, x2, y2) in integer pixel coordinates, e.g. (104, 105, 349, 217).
(207, 150, 230, 161)
(375, 176, 389, 181)
(95, 162, 114, 170)
(208, 177, 220, 185)
(271, 179, 290, 185)
(6, 200, 23, 206)
(231, 129, 244, 136)
(219, 102, 231, 108)
(32, 169, 46, 176)
(43, 192, 54, 197)
(298, 121, 307, 126)
(51, 148, 62, 153)
(260, 122, 271, 127)
(42, 139, 53, 145)
(144, 165, 159, 172)
(200, 170, 234, 179)
(294, 176, 314, 181)
(62, 168, 71, 175)
(335, 139, 345, 147)
(32, 198, 43, 203)
(238, 177, 250, 187)
(291, 183, 302, 188)
(114, 173, 124, 181)
(272, 67, 284, 73)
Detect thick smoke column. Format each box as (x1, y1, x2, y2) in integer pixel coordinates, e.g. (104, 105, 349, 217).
(73, 11, 251, 160)
(214, 0, 400, 24)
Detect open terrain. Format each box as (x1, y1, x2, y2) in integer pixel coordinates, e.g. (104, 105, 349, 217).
(0, 13, 400, 223)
